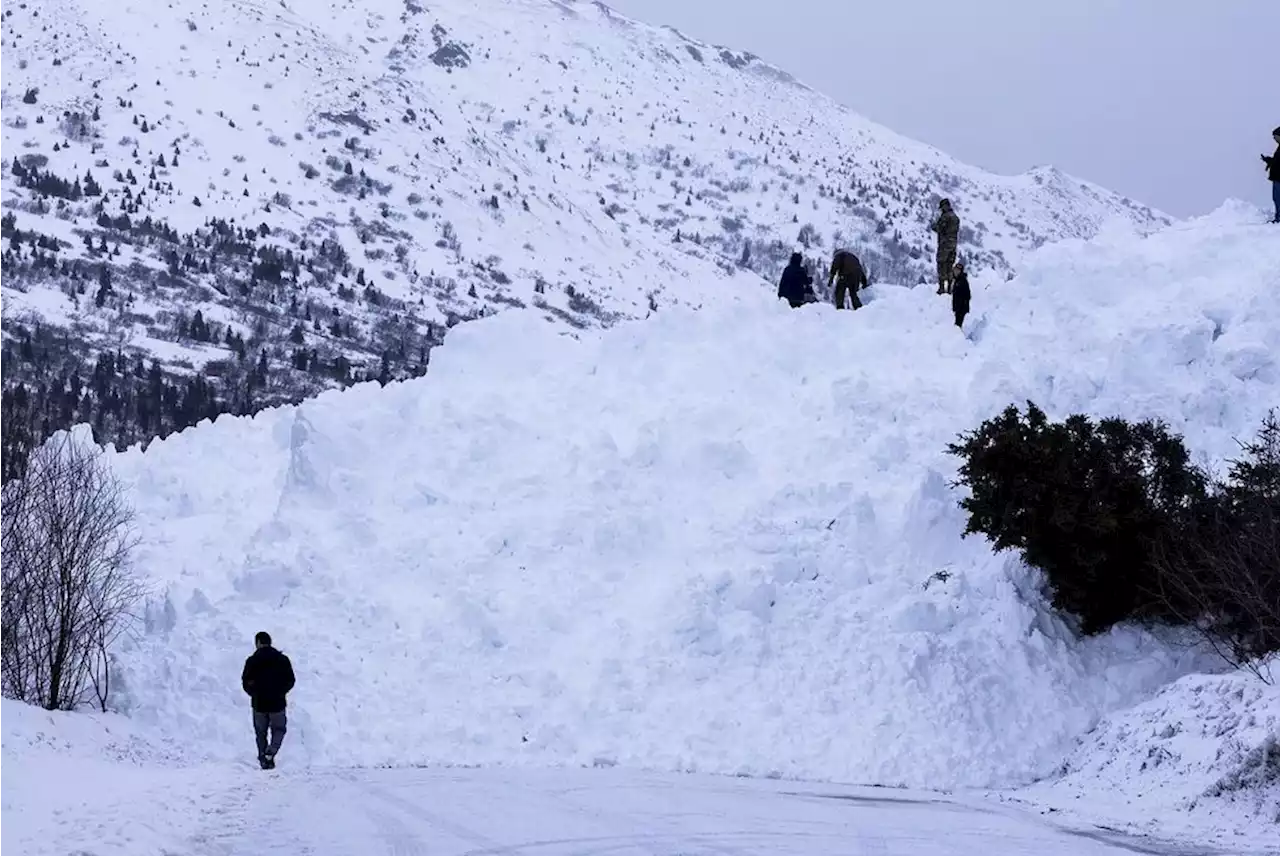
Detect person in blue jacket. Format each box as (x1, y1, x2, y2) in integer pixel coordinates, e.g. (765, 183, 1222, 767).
(777, 252, 814, 308)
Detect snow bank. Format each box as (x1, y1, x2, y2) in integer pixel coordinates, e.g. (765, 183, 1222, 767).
(0, 700, 246, 855)
(1, 697, 187, 767)
(1012, 672, 1280, 849)
(93, 205, 1280, 790)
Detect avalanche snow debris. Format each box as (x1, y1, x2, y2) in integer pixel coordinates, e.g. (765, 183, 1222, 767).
(89, 203, 1279, 806)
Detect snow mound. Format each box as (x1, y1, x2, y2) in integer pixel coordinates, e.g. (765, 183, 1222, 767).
(1019, 672, 1280, 849)
(0, 698, 188, 768)
(0, 700, 245, 856)
(101, 210, 1280, 789)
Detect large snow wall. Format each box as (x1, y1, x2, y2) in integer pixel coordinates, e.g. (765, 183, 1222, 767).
(104, 202, 1280, 789)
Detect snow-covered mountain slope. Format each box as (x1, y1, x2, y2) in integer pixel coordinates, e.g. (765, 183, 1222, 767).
(86, 201, 1278, 820)
(1, 0, 1170, 454)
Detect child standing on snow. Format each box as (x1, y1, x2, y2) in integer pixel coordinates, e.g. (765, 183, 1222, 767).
(952, 262, 971, 328)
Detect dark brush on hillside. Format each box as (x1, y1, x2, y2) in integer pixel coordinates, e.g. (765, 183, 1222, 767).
(948, 403, 1280, 678)
(946, 402, 1204, 633)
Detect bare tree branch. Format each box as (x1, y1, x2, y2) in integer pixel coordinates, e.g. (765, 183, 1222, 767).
(1148, 414, 1280, 684)
(1, 430, 145, 710)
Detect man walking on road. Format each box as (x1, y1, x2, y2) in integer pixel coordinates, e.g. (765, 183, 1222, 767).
(242, 631, 296, 770)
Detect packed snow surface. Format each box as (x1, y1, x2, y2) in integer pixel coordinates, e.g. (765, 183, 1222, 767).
(95, 203, 1279, 793)
(4, 702, 1200, 856)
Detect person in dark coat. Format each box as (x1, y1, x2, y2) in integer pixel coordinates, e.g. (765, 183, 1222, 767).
(777, 251, 814, 308)
(951, 261, 971, 328)
(1263, 126, 1280, 223)
(242, 631, 296, 769)
(827, 248, 868, 309)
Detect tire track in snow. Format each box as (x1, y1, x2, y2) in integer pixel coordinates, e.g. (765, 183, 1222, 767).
(360, 772, 836, 856)
(367, 806, 430, 856)
(161, 766, 1196, 855)
(510, 777, 758, 856)
(453, 830, 859, 856)
(361, 776, 507, 851)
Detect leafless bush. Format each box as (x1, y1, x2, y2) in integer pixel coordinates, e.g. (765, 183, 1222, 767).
(1151, 413, 1280, 683)
(1153, 503, 1280, 682)
(1, 430, 145, 710)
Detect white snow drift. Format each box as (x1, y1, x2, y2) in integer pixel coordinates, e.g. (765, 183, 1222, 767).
(89, 201, 1279, 797)
(1013, 670, 1279, 846)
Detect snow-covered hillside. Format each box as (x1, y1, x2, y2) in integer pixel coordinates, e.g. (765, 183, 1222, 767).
(27, 201, 1256, 848)
(1, 0, 1171, 469)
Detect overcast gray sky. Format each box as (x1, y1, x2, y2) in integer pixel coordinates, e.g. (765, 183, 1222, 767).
(606, 0, 1278, 218)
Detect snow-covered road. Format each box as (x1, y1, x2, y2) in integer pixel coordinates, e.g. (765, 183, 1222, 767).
(10, 764, 1223, 856)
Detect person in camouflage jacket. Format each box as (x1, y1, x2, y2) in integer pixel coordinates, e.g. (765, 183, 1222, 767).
(931, 199, 960, 294)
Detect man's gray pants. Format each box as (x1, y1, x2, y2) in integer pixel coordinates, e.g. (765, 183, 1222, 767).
(253, 711, 287, 758)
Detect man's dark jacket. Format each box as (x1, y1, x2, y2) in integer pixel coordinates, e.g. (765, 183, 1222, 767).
(242, 646, 296, 713)
(1266, 144, 1280, 182)
(777, 260, 813, 308)
(828, 249, 868, 290)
